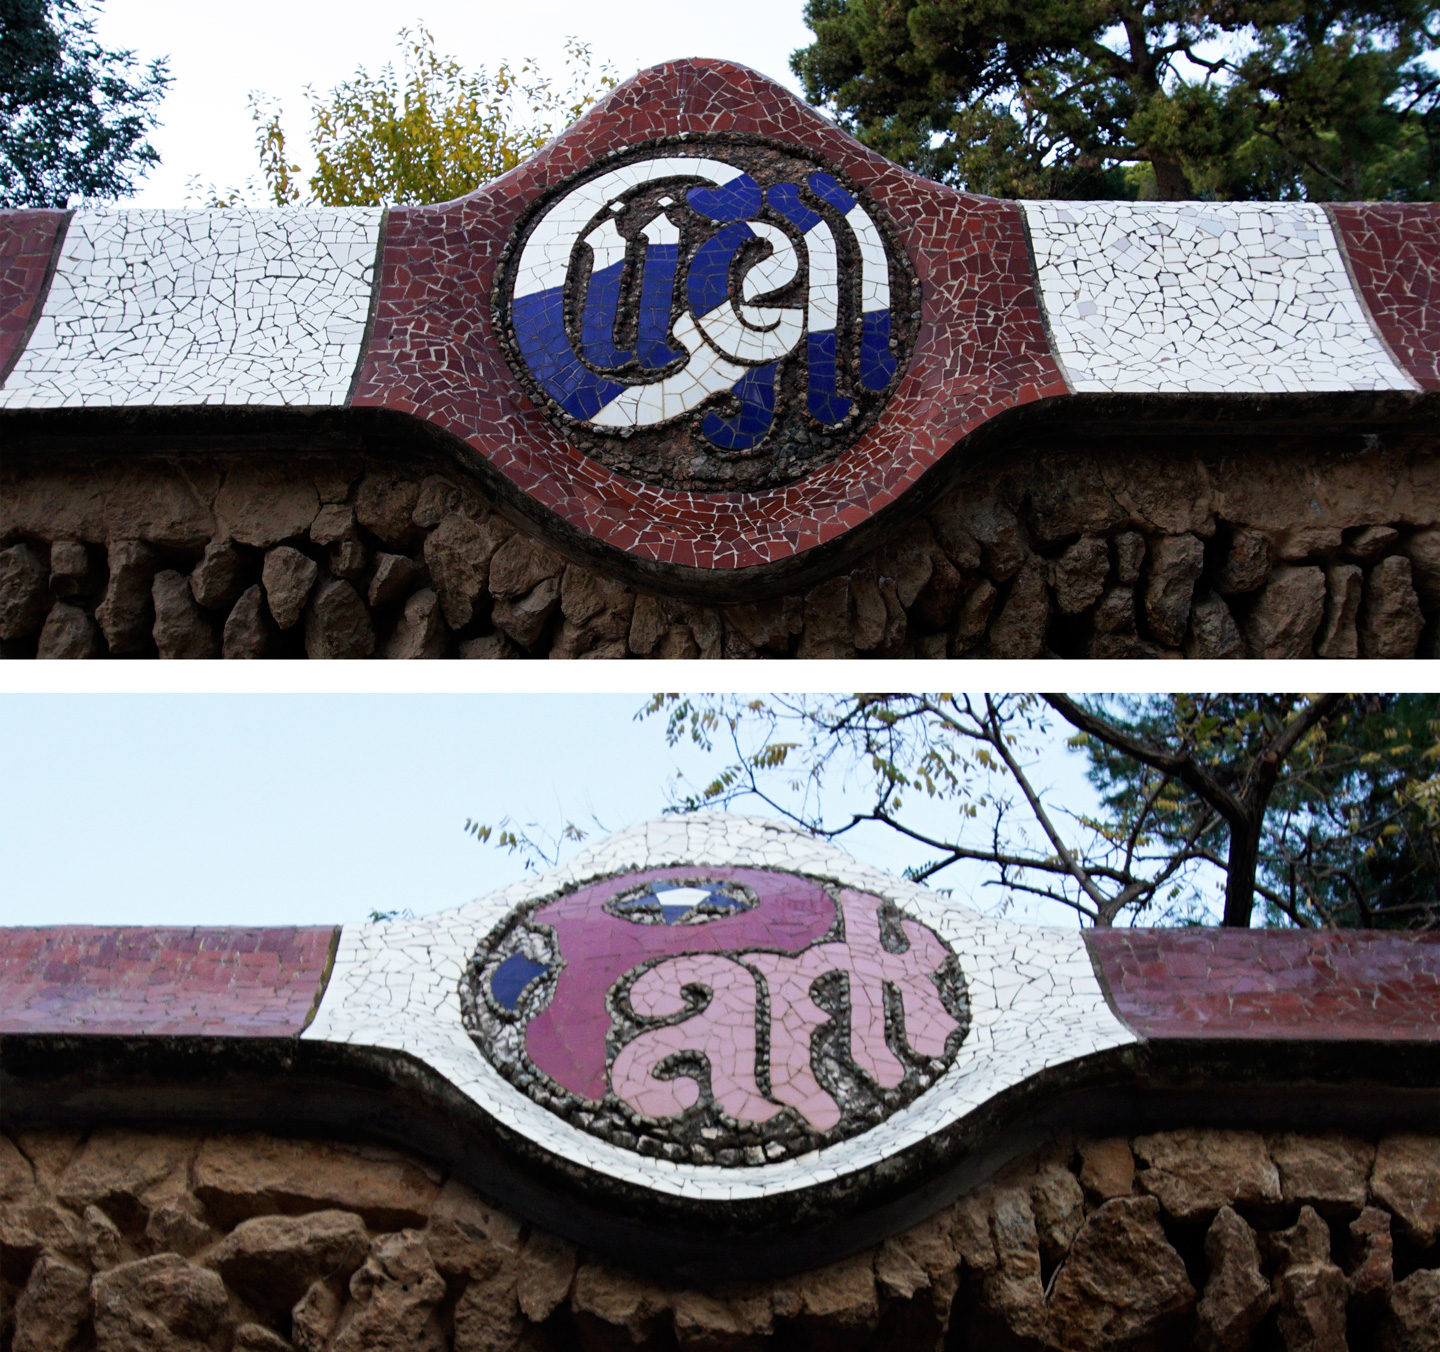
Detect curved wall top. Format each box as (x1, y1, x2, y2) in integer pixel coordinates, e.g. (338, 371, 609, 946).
(6, 811, 1440, 1276)
(3, 61, 1439, 581)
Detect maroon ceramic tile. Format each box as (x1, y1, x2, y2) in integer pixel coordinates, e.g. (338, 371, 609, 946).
(0, 210, 65, 380)
(1330, 204, 1440, 390)
(1087, 928, 1440, 1041)
(0, 926, 337, 1036)
(351, 59, 1066, 575)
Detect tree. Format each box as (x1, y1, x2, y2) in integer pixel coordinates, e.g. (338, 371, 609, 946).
(0, 0, 169, 207)
(245, 28, 617, 208)
(638, 693, 1439, 929)
(1080, 693, 1440, 928)
(790, 0, 1440, 201)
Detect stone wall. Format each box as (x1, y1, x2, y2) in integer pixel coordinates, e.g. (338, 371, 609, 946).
(3, 430, 1439, 659)
(3, 1124, 1438, 1350)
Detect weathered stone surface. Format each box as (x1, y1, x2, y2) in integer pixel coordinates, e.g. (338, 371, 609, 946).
(1134, 1129, 1281, 1222)
(193, 1135, 440, 1230)
(672, 1288, 773, 1350)
(721, 595, 803, 656)
(874, 1236, 928, 1300)
(458, 633, 522, 659)
(986, 558, 1050, 658)
(354, 473, 420, 550)
(1052, 537, 1110, 615)
(1360, 555, 1424, 658)
(304, 579, 374, 659)
(91, 1254, 229, 1352)
(424, 512, 509, 629)
(233, 1323, 291, 1351)
(1113, 532, 1146, 586)
(1102, 454, 1213, 536)
(1195, 1206, 1271, 1352)
(1271, 1207, 1348, 1352)
(488, 534, 565, 602)
(969, 1187, 1050, 1346)
(36, 602, 101, 658)
(260, 547, 318, 631)
(453, 1270, 525, 1352)
(1144, 533, 1205, 646)
(222, 585, 273, 659)
(1216, 528, 1272, 595)
(551, 567, 635, 658)
(48, 540, 90, 598)
(145, 1203, 217, 1258)
(328, 540, 367, 581)
(1315, 564, 1363, 659)
(0, 543, 49, 640)
(490, 576, 560, 650)
(189, 541, 246, 610)
(1078, 1139, 1134, 1202)
(1241, 565, 1326, 659)
(1030, 1161, 1085, 1267)
(1186, 590, 1243, 659)
(782, 1251, 878, 1331)
(213, 465, 317, 549)
(1269, 1133, 1373, 1215)
(84, 1204, 127, 1270)
(951, 578, 997, 653)
(515, 1230, 575, 1322)
(367, 552, 424, 609)
(964, 501, 1028, 582)
(424, 1178, 520, 1280)
(1407, 526, 1440, 606)
(309, 503, 356, 548)
(0, 1197, 87, 1263)
(13, 1254, 89, 1352)
(411, 476, 461, 530)
(332, 1230, 446, 1352)
(206, 1210, 369, 1310)
(152, 571, 219, 659)
(291, 1281, 343, 1352)
(1344, 524, 1399, 561)
(572, 1259, 671, 1344)
(1377, 1268, 1440, 1352)
(1346, 1207, 1393, 1308)
(0, 1135, 34, 1199)
(796, 576, 855, 659)
(1371, 1134, 1440, 1245)
(381, 588, 447, 659)
(1049, 1196, 1195, 1352)
(95, 540, 159, 654)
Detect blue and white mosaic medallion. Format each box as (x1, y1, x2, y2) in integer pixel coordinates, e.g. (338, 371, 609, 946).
(494, 138, 919, 491)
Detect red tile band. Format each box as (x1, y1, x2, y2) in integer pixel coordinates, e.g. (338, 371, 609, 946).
(1087, 928, 1440, 1041)
(1330, 203, 1440, 391)
(0, 925, 338, 1037)
(350, 59, 1067, 574)
(0, 210, 66, 382)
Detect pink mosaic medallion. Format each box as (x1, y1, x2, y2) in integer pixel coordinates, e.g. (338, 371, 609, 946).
(459, 868, 970, 1164)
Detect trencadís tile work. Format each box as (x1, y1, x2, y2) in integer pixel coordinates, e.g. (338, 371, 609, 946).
(4, 815, 1440, 1352)
(3, 61, 1440, 658)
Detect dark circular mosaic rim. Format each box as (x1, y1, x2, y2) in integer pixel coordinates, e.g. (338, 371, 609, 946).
(458, 869, 971, 1167)
(491, 133, 921, 494)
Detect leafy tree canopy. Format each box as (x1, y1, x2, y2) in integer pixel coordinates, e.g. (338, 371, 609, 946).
(231, 27, 617, 208)
(0, 0, 169, 207)
(791, 0, 1440, 200)
(625, 692, 1440, 929)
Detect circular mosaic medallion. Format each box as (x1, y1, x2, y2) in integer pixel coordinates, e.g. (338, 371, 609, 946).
(459, 868, 970, 1166)
(493, 136, 919, 493)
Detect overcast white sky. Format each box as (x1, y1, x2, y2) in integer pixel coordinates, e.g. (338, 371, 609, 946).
(92, 0, 815, 208)
(0, 694, 1106, 930)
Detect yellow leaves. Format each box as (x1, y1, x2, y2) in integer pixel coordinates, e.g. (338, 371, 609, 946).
(253, 28, 619, 207)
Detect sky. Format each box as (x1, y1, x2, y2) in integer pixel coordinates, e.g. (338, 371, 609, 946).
(92, 0, 816, 209)
(0, 694, 1106, 931)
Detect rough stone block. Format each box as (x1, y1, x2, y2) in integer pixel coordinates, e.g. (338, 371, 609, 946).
(260, 546, 318, 631)
(152, 571, 219, 659)
(1360, 554, 1424, 657)
(1241, 565, 1326, 658)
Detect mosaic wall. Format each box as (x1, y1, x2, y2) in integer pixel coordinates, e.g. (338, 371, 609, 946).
(3, 58, 1439, 587)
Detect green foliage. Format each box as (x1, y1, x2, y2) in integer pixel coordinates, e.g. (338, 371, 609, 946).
(1082, 694, 1440, 927)
(251, 27, 618, 207)
(0, 0, 169, 207)
(791, 0, 1440, 200)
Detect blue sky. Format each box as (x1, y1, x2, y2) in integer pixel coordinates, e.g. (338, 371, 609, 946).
(1, 694, 1102, 929)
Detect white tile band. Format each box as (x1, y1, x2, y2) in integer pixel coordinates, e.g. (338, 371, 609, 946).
(303, 812, 1135, 1203)
(0, 208, 382, 409)
(1022, 200, 1417, 394)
